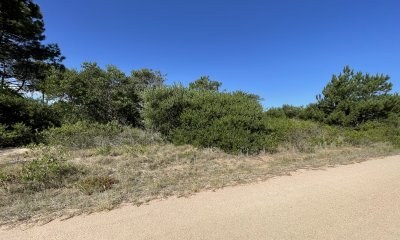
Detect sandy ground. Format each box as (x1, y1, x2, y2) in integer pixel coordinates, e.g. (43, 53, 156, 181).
(0, 148, 28, 161)
(1, 155, 400, 240)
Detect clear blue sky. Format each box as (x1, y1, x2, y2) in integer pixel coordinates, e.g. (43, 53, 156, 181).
(37, 0, 399, 108)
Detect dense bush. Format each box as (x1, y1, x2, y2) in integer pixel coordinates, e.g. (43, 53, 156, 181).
(263, 116, 342, 152)
(43, 64, 141, 126)
(143, 85, 268, 153)
(298, 103, 325, 122)
(142, 85, 190, 137)
(265, 104, 304, 119)
(0, 88, 60, 147)
(342, 115, 400, 147)
(43, 63, 166, 126)
(173, 91, 268, 154)
(41, 121, 162, 149)
(0, 123, 33, 147)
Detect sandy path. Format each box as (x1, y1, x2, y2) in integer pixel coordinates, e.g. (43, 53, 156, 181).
(2, 155, 400, 240)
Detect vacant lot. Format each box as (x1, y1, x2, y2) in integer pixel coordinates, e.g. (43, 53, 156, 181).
(0, 143, 398, 226)
(1, 154, 400, 239)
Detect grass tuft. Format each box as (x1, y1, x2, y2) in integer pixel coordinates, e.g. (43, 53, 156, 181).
(77, 176, 119, 195)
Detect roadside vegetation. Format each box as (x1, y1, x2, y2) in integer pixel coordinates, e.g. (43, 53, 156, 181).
(1, 0, 400, 226)
(1, 123, 397, 225)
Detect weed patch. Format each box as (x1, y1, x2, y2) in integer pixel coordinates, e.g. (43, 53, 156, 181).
(77, 176, 119, 195)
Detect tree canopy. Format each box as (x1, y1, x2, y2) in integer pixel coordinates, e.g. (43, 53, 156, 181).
(314, 66, 400, 126)
(189, 76, 221, 91)
(0, 0, 64, 92)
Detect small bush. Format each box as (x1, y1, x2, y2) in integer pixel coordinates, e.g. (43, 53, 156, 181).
(96, 145, 113, 155)
(77, 176, 118, 195)
(20, 156, 81, 191)
(0, 172, 15, 183)
(0, 155, 81, 192)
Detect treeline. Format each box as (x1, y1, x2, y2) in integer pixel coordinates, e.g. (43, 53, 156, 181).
(1, 0, 400, 153)
(2, 63, 400, 153)
(266, 66, 400, 127)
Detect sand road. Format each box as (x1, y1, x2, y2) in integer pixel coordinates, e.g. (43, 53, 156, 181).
(1, 155, 400, 239)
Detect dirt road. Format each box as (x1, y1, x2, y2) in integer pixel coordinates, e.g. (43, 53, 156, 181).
(1, 155, 400, 240)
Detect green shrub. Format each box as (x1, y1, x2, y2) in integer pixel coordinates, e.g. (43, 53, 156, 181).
(0, 154, 81, 193)
(263, 117, 343, 152)
(0, 88, 59, 147)
(143, 86, 268, 154)
(96, 145, 113, 155)
(41, 121, 162, 149)
(0, 123, 34, 147)
(342, 118, 400, 147)
(264, 108, 400, 152)
(265, 105, 304, 119)
(43, 63, 164, 127)
(142, 85, 191, 137)
(20, 156, 80, 191)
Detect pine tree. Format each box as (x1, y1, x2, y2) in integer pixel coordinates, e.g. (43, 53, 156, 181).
(0, 0, 64, 92)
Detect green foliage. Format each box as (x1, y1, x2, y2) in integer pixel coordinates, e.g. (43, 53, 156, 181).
(0, 154, 81, 192)
(44, 63, 142, 126)
(298, 103, 325, 122)
(41, 121, 162, 149)
(265, 104, 304, 119)
(0, 89, 59, 130)
(342, 116, 400, 147)
(0, 88, 59, 147)
(263, 117, 342, 152)
(263, 113, 400, 152)
(0, 123, 33, 147)
(142, 85, 191, 137)
(43, 63, 166, 126)
(20, 156, 80, 191)
(310, 66, 400, 126)
(96, 145, 113, 156)
(189, 76, 222, 91)
(131, 68, 165, 92)
(0, 0, 64, 91)
(143, 85, 267, 153)
(49, 101, 84, 123)
(173, 91, 267, 154)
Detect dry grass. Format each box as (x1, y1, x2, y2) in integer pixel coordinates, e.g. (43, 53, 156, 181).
(0, 142, 398, 226)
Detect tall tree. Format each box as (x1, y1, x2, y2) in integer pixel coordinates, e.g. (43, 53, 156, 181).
(0, 0, 64, 92)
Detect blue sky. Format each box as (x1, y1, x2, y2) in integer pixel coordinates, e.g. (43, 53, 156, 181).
(37, 0, 399, 108)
